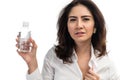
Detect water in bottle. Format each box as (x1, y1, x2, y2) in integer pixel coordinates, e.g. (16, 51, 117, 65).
(18, 22, 31, 52)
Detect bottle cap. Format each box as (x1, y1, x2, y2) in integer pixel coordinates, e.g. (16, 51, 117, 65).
(23, 21, 29, 28)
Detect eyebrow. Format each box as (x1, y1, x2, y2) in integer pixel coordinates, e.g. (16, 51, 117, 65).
(81, 15, 92, 18)
(68, 15, 92, 18)
(68, 16, 77, 19)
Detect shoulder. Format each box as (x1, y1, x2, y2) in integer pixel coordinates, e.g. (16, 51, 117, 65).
(44, 46, 64, 64)
(97, 55, 112, 65)
(96, 55, 120, 79)
(95, 50, 112, 65)
(96, 54, 116, 70)
(44, 46, 57, 60)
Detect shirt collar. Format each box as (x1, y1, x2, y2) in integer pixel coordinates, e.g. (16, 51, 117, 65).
(72, 45, 98, 70)
(89, 45, 97, 70)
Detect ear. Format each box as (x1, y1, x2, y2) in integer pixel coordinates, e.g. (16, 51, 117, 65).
(93, 28, 96, 33)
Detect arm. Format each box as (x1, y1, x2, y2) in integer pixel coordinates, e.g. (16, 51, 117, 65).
(110, 64, 120, 80)
(17, 37, 38, 73)
(16, 37, 54, 80)
(16, 37, 38, 74)
(27, 52, 55, 80)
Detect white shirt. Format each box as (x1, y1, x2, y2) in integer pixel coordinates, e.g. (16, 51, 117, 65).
(26, 46, 120, 80)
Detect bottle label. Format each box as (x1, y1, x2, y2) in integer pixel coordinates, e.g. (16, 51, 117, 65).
(18, 31, 31, 52)
(19, 38, 30, 52)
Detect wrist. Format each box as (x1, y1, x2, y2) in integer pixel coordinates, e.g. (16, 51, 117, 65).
(27, 58, 38, 74)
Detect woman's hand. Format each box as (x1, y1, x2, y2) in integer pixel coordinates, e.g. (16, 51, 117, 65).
(84, 68, 100, 80)
(16, 36, 38, 74)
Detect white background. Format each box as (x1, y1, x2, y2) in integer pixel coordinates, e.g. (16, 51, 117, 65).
(0, 0, 120, 80)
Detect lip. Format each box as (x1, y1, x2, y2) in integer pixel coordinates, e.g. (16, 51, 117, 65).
(75, 32, 85, 36)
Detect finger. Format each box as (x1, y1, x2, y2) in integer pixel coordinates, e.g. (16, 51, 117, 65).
(16, 38, 18, 42)
(84, 76, 91, 80)
(16, 36, 20, 43)
(86, 69, 99, 80)
(88, 69, 98, 77)
(17, 49, 23, 55)
(17, 49, 27, 56)
(17, 49, 29, 62)
(17, 49, 21, 56)
(18, 32, 21, 37)
(16, 33, 21, 42)
(16, 44, 19, 48)
(30, 38, 37, 50)
(86, 72, 94, 79)
(85, 75, 97, 80)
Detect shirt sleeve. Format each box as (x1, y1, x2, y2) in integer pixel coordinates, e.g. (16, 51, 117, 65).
(26, 47, 55, 80)
(40, 56, 54, 80)
(26, 68, 41, 80)
(109, 61, 120, 80)
(26, 58, 54, 80)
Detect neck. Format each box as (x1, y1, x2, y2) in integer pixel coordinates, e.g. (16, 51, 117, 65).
(75, 42, 91, 56)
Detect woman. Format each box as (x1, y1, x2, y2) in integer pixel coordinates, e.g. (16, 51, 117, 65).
(16, 0, 120, 80)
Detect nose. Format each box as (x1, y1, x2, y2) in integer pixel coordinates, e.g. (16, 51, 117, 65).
(76, 20, 84, 29)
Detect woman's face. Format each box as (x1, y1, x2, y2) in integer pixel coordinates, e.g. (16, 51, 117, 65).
(67, 4, 95, 44)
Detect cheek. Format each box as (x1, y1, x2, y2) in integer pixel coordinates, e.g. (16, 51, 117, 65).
(67, 26, 75, 39)
(86, 23, 94, 32)
(67, 22, 76, 32)
(86, 26, 94, 35)
(67, 24, 75, 33)
(68, 26, 73, 35)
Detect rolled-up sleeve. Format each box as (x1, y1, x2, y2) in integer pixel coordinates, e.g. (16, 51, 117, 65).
(26, 68, 41, 80)
(26, 47, 55, 80)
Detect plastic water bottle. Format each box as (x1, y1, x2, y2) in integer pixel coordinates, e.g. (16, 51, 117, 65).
(18, 22, 31, 52)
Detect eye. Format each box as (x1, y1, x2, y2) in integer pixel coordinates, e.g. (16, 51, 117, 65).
(82, 18, 90, 21)
(69, 18, 77, 22)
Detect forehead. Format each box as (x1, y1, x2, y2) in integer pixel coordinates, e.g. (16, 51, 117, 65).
(68, 4, 92, 17)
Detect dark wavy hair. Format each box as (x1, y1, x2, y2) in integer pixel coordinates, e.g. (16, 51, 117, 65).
(55, 0, 107, 63)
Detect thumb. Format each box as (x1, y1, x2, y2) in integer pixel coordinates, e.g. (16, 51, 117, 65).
(30, 38, 37, 53)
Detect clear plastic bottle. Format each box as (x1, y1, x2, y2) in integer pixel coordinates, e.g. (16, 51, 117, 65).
(18, 22, 31, 52)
